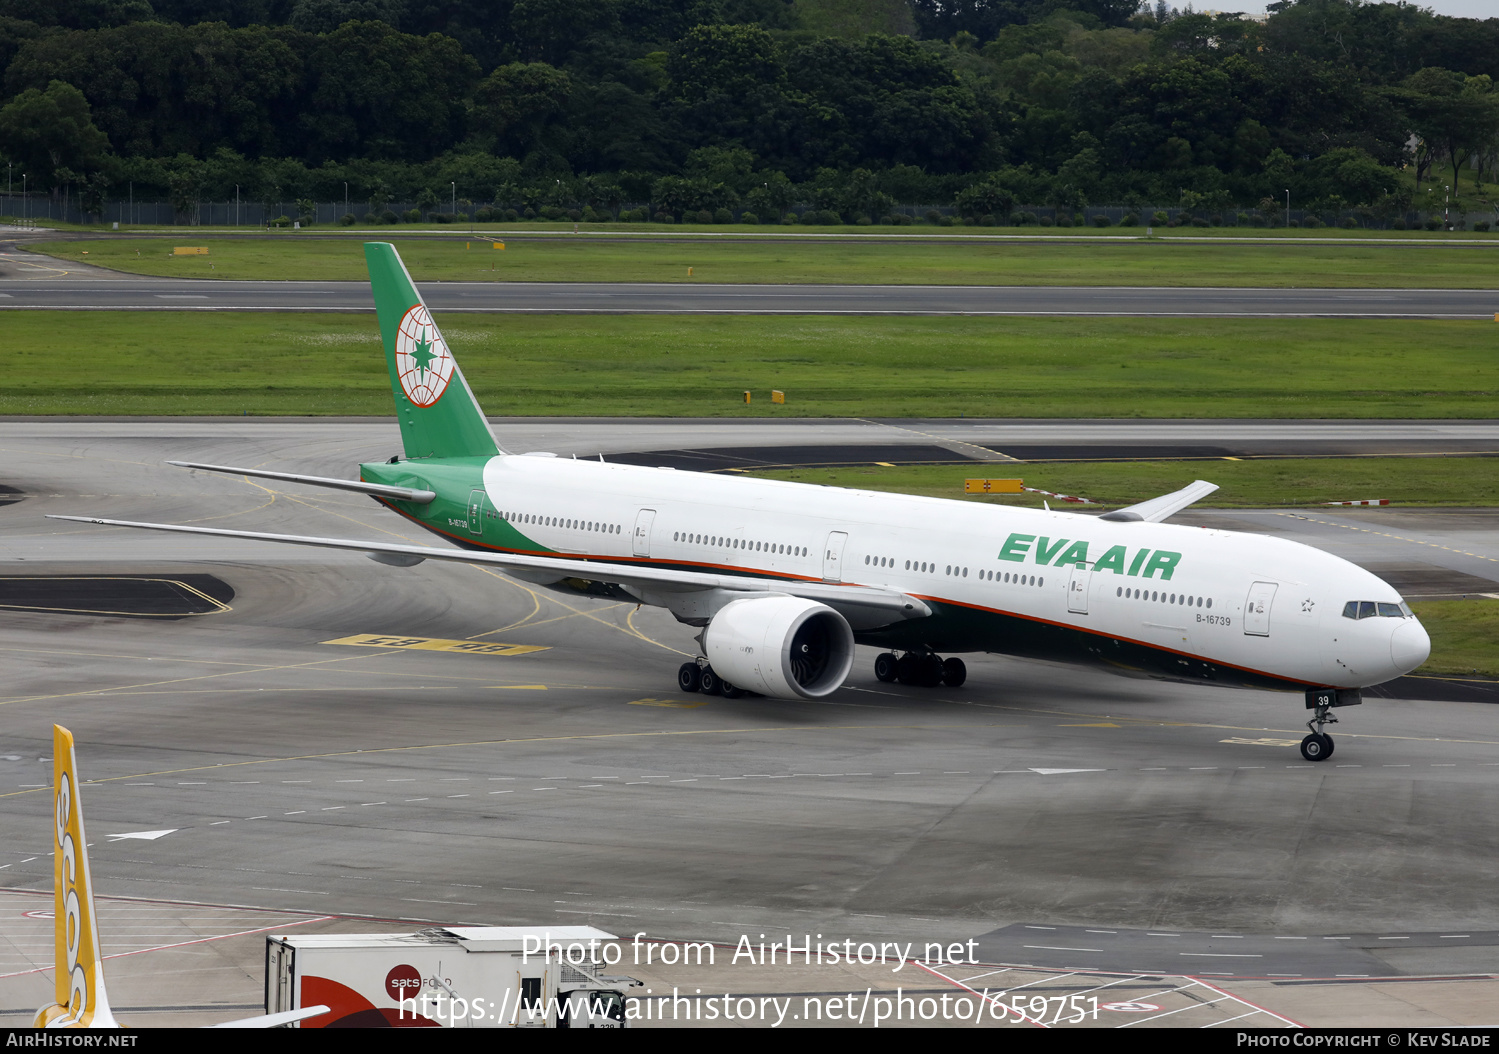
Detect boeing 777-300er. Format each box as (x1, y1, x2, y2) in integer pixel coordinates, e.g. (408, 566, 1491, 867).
(53, 243, 1431, 763)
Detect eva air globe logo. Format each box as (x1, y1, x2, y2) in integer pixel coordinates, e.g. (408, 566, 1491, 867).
(394, 305, 454, 407)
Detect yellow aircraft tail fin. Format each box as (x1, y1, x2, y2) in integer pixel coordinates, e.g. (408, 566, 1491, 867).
(33, 725, 117, 1028)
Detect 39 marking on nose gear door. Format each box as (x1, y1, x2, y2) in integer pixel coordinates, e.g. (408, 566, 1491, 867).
(323, 634, 549, 656)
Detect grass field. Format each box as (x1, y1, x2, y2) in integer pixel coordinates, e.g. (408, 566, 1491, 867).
(10, 311, 1499, 419)
(33, 234, 1499, 287)
(1407, 600, 1499, 677)
(743, 460, 1499, 509)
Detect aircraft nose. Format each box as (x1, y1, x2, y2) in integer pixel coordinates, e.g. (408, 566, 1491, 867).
(1391, 619, 1431, 673)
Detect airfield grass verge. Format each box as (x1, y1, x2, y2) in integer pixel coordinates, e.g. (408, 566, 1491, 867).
(744, 460, 1499, 509)
(1406, 600, 1499, 677)
(33, 234, 1499, 287)
(14, 312, 1499, 419)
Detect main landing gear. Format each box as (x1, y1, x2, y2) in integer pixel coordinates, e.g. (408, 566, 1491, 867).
(678, 660, 745, 698)
(873, 651, 966, 688)
(1300, 687, 1359, 762)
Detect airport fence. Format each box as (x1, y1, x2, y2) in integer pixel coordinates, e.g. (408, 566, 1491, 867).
(0, 195, 1494, 232)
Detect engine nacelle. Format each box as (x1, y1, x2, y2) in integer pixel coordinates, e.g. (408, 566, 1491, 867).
(703, 595, 855, 700)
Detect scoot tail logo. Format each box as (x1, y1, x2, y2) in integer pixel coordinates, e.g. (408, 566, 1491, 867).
(33, 725, 117, 1028)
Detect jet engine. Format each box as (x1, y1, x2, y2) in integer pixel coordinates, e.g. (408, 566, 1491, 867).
(702, 595, 855, 699)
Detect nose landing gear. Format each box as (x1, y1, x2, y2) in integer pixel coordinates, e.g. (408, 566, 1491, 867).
(1302, 687, 1360, 761)
(1300, 729, 1334, 761)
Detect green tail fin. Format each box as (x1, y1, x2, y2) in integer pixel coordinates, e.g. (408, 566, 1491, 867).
(365, 242, 501, 460)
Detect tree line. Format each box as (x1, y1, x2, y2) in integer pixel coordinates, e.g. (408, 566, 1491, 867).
(0, 0, 1495, 220)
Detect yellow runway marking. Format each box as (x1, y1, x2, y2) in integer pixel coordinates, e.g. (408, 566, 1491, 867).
(1060, 722, 1120, 727)
(629, 697, 710, 709)
(322, 634, 549, 656)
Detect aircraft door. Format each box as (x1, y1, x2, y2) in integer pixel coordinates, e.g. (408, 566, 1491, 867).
(1244, 581, 1277, 636)
(1067, 562, 1091, 614)
(632, 509, 656, 557)
(467, 489, 487, 535)
(822, 531, 848, 582)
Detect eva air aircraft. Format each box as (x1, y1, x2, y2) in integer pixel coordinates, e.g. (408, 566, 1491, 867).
(54, 243, 1431, 763)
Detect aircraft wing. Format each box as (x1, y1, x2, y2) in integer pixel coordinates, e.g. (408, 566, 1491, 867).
(1097, 479, 1219, 523)
(46, 515, 930, 626)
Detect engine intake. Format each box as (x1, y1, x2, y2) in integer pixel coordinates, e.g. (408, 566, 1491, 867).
(703, 595, 855, 699)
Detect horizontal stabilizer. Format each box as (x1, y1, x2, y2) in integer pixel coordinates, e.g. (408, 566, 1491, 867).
(167, 461, 435, 504)
(47, 515, 931, 625)
(208, 1005, 331, 1028)
(1098, 479, 1219, 523)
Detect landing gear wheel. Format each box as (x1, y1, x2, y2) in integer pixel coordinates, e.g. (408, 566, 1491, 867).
(942, 657, 967, 687)
(1300, 733, 1334, 762)
(719, 679, 745, 699)
(698, 665, 720, 696)
(895, 653, 920, 684)
(919, 654, 945, 687)
(874, 652, 898, 682)
(677, 662, 702, 694)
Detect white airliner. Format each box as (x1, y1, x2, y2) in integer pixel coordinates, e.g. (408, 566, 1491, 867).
(53, 243, 1431, 763)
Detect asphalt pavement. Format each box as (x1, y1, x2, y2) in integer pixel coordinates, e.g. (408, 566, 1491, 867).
(0, 277, 1492, 317)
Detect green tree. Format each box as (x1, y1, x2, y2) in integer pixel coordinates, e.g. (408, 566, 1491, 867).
(6, 22, 303, 159)
(300, 21, 479, 162)
(954, 177, 1015, 218)
(1394, 69, 1499, 191)
(509, 0, 618, 65)
(0, 79, 109, 191)
(669, 23, 782, 103)
(472, 62, 572, 157)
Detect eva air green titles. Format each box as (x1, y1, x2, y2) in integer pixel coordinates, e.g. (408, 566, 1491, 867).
(999, 534, 1181, 580)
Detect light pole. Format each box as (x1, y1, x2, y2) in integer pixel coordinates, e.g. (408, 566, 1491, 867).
(235, 184, 239, 227)
(1285, 189, 1290, 229)
(451, 181, 456, 218)
(343, 182, 348, 219)
(1444, 184, 1450, 230)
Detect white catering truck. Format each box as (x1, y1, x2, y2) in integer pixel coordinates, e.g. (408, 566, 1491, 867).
(265, 925, 637, 1028)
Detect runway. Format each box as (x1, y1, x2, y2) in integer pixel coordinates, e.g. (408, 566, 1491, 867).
(0, 418, 1496, 1024)
(0, 268, 1494, 319)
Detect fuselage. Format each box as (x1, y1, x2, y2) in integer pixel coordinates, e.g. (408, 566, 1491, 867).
(363, 453, 1431, 694)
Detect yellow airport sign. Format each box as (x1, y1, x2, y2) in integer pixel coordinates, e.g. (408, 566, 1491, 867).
(771, 390, 785, 404)
(173, 246, 209, 255)
(964, 478, 1023, 494)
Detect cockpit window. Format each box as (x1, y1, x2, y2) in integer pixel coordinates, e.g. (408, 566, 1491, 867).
(1343, 600, 1413, 620)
